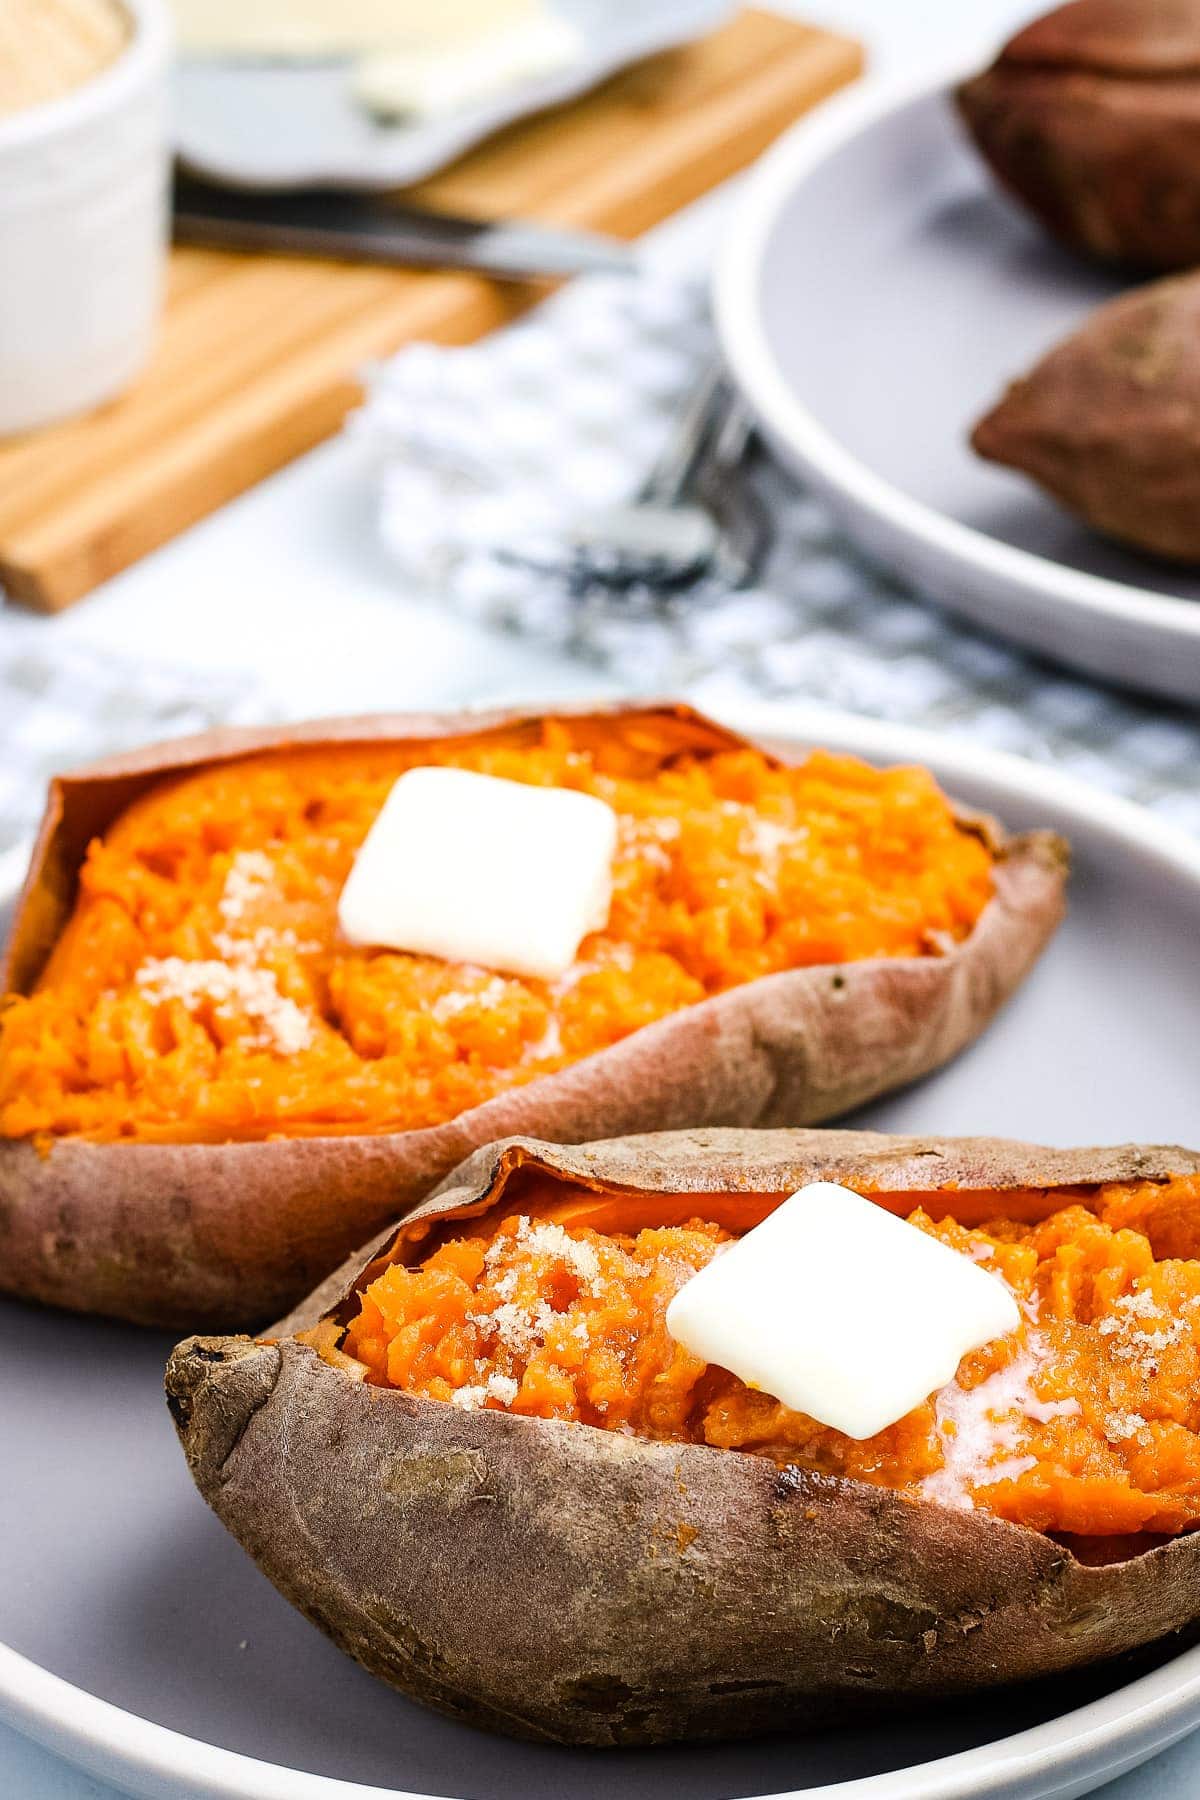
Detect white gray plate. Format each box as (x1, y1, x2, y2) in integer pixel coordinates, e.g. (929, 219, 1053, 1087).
(174, 0, 732, 190)
(2, 707, 1200, 1800)
(715, 69, 1200, 706)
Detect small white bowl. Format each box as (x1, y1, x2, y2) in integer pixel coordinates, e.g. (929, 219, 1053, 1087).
(0, 0, 171, 436)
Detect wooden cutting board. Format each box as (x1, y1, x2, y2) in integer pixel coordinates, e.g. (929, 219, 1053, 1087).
(0, 10, 861, 613)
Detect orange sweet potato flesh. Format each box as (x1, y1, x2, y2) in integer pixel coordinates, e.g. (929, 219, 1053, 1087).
(0, 704, 1067, 1328)
(0, 718, 996, 1142)
(338, 1179, 1200, 1539)
(167, 1128, 1200, 1748)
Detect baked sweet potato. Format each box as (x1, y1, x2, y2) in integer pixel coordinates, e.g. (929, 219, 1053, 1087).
(0, 704, 1067, 1329)
(167, 1127, 1200, 1747)
(972, 271, 1200, 560)
(957, 0, 1200, 270)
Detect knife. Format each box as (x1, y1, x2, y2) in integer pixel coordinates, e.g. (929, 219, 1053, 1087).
(172, 174, 637, 281)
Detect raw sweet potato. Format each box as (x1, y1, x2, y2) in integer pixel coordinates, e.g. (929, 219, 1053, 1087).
(958, 0, 1200, 270)
(973, 271, 1200, 560)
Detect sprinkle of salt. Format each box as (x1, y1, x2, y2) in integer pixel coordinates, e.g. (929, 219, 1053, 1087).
(451, 1217, 709, 1412)
(618, 813, 680, 872)
(1097, 1287, 1189, 1379)
(135, 851, 313, 1056)
(449, 1373, 519, 1411)
(454, 1216, 619, 1400)
(432, 976, 511, 1023)
(1103, 1410, 1149, 1446)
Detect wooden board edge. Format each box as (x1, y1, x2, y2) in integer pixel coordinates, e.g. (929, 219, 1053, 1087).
(2, 18, 864, 613)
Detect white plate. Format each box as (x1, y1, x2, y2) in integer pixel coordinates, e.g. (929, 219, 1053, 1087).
(174, 0, 732, 189)
(714, 67, 1200, 706)
(3, 706, 1200, 1800)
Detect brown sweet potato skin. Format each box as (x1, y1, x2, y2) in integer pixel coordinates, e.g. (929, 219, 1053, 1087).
(957, 1, 1200, 271)
(972, 272, 1200, 560)
(0, 704, 1068, 1329)
(166, 1128, 1200, 1748)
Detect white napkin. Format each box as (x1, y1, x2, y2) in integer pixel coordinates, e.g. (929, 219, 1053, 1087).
(355, 270, 1200, 837)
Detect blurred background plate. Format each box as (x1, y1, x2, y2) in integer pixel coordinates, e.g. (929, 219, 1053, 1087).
(175, 0, 733, 189)
(2, 708, 1200, 1800)
(716, 68, 1200, 707)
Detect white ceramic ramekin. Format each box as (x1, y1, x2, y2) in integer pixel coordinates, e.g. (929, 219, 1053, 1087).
(0, 0, 171, 436)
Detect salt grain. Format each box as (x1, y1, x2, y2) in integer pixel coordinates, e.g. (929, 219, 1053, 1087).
(218, 850, 275, 926)
(135, 957, 313, 1056)
(516, 1217, 603, 1291)
(479, 1298, 558, 1356)
(449, 1371, 520, 1411)
(1103, 1410, 1149, 1445)
(739, 818, 796, 863)
(432, 978, 510, 1022)
(1096, 1288, 1189, 1378)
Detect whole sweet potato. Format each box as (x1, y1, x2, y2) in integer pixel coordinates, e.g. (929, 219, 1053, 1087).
(972, 270, 1200, 559)
(0, 704, 1067, 1329)
(167, 1128, 1200, 1748)
(958, 0, 1200, 269)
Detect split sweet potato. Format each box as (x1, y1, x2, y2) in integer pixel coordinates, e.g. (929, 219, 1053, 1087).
(0, 704, 1066, 1328)
(167, 1128, 1200, 1747)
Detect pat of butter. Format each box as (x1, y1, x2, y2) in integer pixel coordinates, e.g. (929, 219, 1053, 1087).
(666, 1183, 1021, 1441)
(355, 14, 582, 122)
(337, 767, 617, 981)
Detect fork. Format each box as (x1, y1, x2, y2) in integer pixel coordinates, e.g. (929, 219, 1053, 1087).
(496, 365, 771, 603)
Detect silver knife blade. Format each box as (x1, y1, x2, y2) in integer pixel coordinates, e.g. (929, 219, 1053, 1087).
(172, 175, 637, 281)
